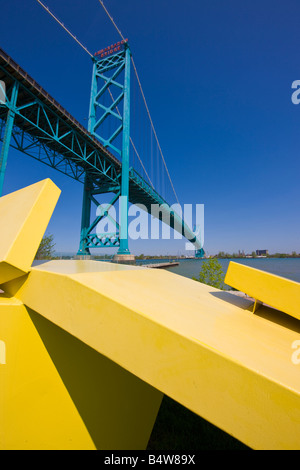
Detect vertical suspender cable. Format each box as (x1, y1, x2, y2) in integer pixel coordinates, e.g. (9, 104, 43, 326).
(130, 57, 180, 205)
(35, 0, 154, 188)
(97, 0, 180, 206)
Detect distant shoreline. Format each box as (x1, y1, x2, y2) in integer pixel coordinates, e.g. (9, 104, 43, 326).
(52, 254, 300, 261)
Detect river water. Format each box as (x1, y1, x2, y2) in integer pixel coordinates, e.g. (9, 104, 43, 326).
(137, 257, 300, 285)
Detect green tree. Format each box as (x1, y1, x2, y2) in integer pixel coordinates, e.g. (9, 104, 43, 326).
(35, 234, 55, 260)
(193, 258, 225, 289)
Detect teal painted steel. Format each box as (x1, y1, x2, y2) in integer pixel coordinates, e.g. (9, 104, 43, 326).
(90, 48, 126, 156)
(88, 61, 97, 136)
(0, 46, 205, 257)
(77, 175, 93, 255)
(195, 248, 205, 258)
(78, 43, 131, 255)
(0, 80, 19, 195)
(118, 45, 131, 255)
(0, 47, 121, 188)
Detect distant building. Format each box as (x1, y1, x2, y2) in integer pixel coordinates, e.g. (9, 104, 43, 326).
(256, 250, 269, 256)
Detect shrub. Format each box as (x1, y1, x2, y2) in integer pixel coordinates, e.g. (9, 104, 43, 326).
(193, 258, 225, 289)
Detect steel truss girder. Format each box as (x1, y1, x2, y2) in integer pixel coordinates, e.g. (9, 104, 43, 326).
(84, 233, 120, 249)
(78, 45, 132, 256)
(0, 62, 122, 189)
(96, 50, 125, 74)
(78, 182, 121, 254)
(0, 119, 86, 183)
(0, 46, 204, 257)
(0, 80, 19, 194)
(90, 52, 126, 157)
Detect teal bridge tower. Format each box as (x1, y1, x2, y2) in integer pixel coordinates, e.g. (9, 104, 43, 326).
(78, 40, 132, 259)
(0, 44, 204, 259)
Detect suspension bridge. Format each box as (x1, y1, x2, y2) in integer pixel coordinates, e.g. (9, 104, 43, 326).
(0, 1, 204, 260)
(1, 1, 300, 451)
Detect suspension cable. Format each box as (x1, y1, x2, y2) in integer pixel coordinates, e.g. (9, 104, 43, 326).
(98, 1, 126, 42)
(36, 0, 170, 197)
(35, 0, 94, 58)
(107, 88, 154, 188)
(98, 0, 180, 205)
(131, 58, 180, 205)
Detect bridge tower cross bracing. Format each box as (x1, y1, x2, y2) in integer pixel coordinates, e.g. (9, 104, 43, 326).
(77, 41, 132, 258)
(0, 80, 19, 195)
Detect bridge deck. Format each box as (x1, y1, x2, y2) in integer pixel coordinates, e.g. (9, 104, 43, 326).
(0, 47, 201, 246)
(0, 47, 121, 172)
(0, 47, 162, 203)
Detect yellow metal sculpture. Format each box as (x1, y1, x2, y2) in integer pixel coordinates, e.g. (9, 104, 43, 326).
(0, 180, 300, 450)
(225, 261, 300, 319)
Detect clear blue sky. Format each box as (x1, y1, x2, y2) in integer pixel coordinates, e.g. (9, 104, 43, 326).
(1, 0, 300, 256)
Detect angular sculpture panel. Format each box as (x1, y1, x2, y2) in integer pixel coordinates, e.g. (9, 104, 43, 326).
(0, 179, 60, 284)
(1, 180, 300, 450)
(225, 261, 300, 320)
